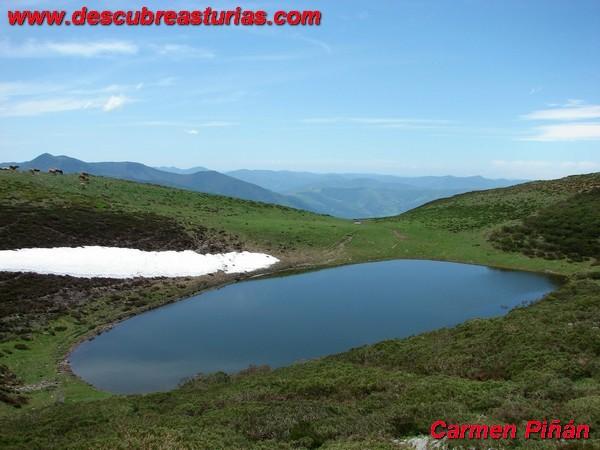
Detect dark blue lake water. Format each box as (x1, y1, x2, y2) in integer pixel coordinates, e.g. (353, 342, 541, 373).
(70, 260, 558, 394)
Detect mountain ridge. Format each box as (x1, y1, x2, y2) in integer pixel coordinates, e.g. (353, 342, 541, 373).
(154, 165, 208, 175)
(3, 154, 307, 210)
(4, 154, 527, 219)
(227, 168, 526, 218)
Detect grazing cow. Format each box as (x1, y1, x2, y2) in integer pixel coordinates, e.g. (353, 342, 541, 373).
(9, 165, 19, 171)
(49, 168, 64, 175)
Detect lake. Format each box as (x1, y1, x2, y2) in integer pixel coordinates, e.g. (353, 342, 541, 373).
(69, 260, 558, 394)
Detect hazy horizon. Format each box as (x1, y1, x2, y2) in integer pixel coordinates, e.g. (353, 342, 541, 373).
(5, 152, 540, 180)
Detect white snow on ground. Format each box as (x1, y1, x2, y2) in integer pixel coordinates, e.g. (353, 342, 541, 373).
(0, 246, 279, 279)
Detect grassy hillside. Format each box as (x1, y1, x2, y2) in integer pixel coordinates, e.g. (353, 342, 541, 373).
(0, 171, 599, 449)
(6, 153, 307, 210)
(0, 171, 349, 255)
(396, 173, 600, 232)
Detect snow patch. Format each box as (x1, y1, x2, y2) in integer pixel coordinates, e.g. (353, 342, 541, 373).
(0, 246, 279, 279)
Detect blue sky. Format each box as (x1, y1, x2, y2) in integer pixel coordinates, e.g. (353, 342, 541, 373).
(1, 0, 599, 179)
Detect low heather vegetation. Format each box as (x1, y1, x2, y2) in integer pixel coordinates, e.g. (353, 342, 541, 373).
(0, 204, 243, 253)
(490, 189, 600, 263)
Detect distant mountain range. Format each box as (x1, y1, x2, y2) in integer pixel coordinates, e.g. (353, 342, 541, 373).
(227, 170, 525, 218)
(4, 154, 526, 218)
(154, 165, 208, 175)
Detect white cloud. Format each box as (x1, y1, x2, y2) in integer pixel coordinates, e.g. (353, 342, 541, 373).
(47, 41, 138, 57)
(134, 120, 236, 132)
(492, 160, 600, 179)
(0, 75, 179, 117)
(0, 94, 131, 117)
(0, 81, 62, 98)
(528, 86, 543, 95)
(151, 44, 215, 59)
(135, 120, 235, 127)
(0, 39, 138, 58)
(523, 122, 600, 141)
(133, 120, 183, 127)
(521, 100, 600, 141)
(523, 103, 600, 121)
(302, 117, 452, 129)
(66, 78, 173, 96)
(0, 98, 96, 117)
(152, 77, 177, 87)
(102, 95, 129, 112)
(0, 39, 215, 60)
(199, 121, 235, 128)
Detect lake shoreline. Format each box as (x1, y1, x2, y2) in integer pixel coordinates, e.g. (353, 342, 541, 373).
(64, 256, 563, 395)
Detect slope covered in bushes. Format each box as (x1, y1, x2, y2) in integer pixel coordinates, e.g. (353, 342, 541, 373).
(490, 188, 600, 262)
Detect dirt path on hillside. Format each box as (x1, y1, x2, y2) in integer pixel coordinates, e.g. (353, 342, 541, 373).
(322, 234, 354, 263)
(391, 230, 408, 249)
